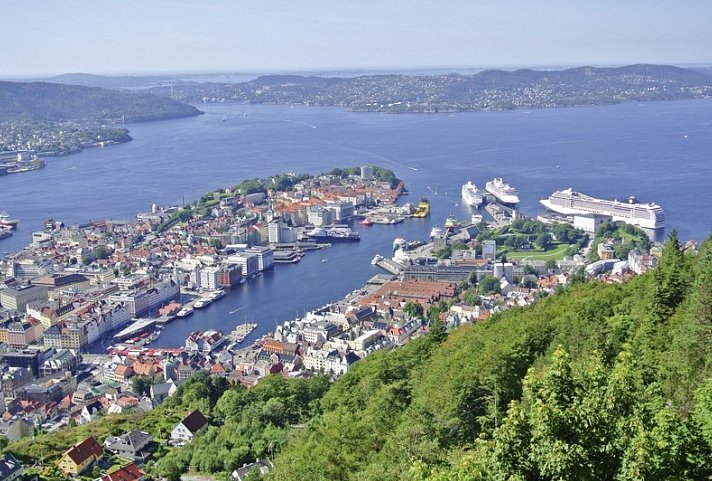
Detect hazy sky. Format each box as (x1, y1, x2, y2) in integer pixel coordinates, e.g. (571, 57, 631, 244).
(3, 1, 711, 76)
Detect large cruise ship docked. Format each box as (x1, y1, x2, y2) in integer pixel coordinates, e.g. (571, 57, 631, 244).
(461, 181, 484, 207)
(485, 178, 520, 205)
(540, 188, 665, 230)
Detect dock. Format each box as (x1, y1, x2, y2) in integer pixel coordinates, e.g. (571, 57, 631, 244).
(114, 318, 157, 341)
(228, 323, 258, 343)
(375, 258, 404, 275)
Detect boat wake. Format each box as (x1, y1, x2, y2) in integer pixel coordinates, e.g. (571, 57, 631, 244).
(229, 307, 243, 314)
(284, 120, 317, 129)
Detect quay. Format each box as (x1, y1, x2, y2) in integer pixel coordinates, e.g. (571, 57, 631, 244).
(375, 258, 404, 275)
(228, 323, 258, 343)
(113, 318, 157, 341)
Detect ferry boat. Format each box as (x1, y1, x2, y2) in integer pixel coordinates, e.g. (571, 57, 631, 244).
(540, 188, 665, 230)
(485, 178, 520, 205)
(209, 289, 226, 300)
(194, 298, 212, 309)
(0, 212, 19, 229)
(413, 198, 430, 218)
(176, 306, 194, 317)
(306, 226, 360, 242)
(461, 181, 484, 207)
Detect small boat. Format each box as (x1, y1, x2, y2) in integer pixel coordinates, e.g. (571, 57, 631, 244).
(0, 229, 12, 240)
(176, 307, 194, 317)
(209, 289, 225, 300)
(371, 254, 384, 265)
(194, 298, 212, 309)
(0, 212, 19, 229)
(358, 218, 374, 226)
(321, 259, 327, 263)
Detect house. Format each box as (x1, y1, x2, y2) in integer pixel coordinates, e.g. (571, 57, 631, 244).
(0, 454, 23, 481)
(100, 463, 144, 481)
(105, 430, 153, 462)
(58, 436, 103, 476)
(81, 400, 103, 424)
(231, 458, 274, 481)
(149, 381, 178, 404)
(170, 409, 208, 443)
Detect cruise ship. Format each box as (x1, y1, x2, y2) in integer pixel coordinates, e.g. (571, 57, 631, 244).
(485, 178, 520, 205)
(540, 188, 664, 230)
(461, 181, 484, 207)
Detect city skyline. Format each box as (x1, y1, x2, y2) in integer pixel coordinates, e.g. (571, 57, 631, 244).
(3, 0, 712, 77)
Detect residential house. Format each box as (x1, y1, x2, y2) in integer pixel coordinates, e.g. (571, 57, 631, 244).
(170, 409, 208, 443)
(104, 430, 153, 462)
(0, 454, 23, 481)
(58, 436, 103, 476)
(149, 381, 178, 405)
(81, 400, 103, 424)
(231, 459, 274, 481)
(100, 463, 144, 481)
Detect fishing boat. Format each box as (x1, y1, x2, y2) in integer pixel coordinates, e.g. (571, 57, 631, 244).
(0, 212, 19, 229)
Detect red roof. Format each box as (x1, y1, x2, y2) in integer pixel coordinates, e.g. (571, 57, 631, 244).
(101, 463, 144, 481)
(64, 436, 103, 465)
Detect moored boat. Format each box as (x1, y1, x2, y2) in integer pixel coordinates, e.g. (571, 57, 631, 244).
(485, 178, 520, 205)
(461, 181, 484, 207)
(413, 198, 430, 218)
(0, 212, 19, 229)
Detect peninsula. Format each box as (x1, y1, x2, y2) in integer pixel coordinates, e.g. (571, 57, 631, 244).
(147, 64, 712, 113)
(0, 81, 202, 155)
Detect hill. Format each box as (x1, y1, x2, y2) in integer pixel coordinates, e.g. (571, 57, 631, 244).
(0, 81, 202, 123)
(149, 64, 712, 113)
(6, 232, 712, 481)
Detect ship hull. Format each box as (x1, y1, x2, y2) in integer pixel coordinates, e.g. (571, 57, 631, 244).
(540, 193, 664, 230)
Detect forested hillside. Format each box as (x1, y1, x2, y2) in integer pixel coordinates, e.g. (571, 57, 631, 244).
(0, 81, 202, 123)
(7, 232, 712, 481)
(269, 232, 712, 480)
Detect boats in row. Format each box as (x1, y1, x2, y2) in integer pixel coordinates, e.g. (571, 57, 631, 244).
(461, 178, 520, 207)
(306, 226, 360, 242)
(540, 188, 664, 230)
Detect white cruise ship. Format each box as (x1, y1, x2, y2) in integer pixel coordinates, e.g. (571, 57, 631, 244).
(461, 181, 484, 207)
(485, 178, 520, 205)
(540, 188, 664, 230)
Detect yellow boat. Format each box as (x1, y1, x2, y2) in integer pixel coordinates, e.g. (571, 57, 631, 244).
(413, 198, 430, 218)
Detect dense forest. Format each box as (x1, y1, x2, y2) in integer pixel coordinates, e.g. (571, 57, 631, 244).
(0, 81, 202, 123)
(268, 231, 712, 480)
(7, 232, 712, 481)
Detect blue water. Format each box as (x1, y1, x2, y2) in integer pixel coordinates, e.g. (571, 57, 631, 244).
(1, 99, 711, 347)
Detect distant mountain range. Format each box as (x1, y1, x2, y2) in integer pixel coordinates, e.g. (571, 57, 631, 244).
(0, 81, 202, 123)
(135, 63, 712, 113)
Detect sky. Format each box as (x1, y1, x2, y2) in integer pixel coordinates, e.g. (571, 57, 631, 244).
(3, 1, 712, 77)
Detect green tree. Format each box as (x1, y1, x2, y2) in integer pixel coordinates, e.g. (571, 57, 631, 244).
(478, 275, 500, 295)
(404, 302, 424, 319)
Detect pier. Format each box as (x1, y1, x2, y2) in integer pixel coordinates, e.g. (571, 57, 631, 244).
(374, 258, 404, 275)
